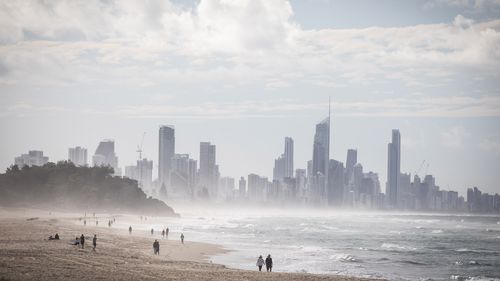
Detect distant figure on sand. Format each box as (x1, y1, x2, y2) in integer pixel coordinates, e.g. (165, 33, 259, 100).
(93, 235, 97, 250)
(54, 233, 59, 240)
(180, 233, 184, 244)
(256, 255, 264, 271)
(80, 234, 85, 249)
(129, 226, 132, 234)
(162, 229, 165, 238)
(151, 228, 154, 235)
(265, 254, 273, 272)
(153, 240, 160, 255)
(96, 220, 98, 226)
(84, 220, 86, 226)
(166, 227, 169, 238)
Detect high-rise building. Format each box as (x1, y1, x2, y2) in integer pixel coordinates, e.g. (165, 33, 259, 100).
(345, 149, 357, 183)
(327, 159, 344, 206)
(238, 176, 246, 198)
(284, 137, 294, 178)
(386, 129, 401, 208)
(14, 150, 49, 167)
(170, 154, 197, 197)
(199, 142, 218, 198)
(273, 137, 294, 181)
(92, 139, 120, 175)
(159, 125, 175, 187)
(311, 112, 330, 203)
(68, 146, 87, 166)
(124, 158, 153, 190)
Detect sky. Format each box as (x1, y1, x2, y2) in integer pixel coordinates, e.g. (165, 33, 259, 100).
(1, 0, 500, 196)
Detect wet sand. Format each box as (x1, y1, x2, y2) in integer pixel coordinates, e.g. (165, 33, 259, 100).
(0, 210, 383, 281)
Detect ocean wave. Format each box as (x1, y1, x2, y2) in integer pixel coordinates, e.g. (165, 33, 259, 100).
(431, 229, 443, 234)
(381, 243, 417, 251)
(329, 254, 359, 262)
(400, 260, 427, 266)
(452, 276, 500, 281)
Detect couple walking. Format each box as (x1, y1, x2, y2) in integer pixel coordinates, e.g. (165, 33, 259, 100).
(256, 254, 273, 272)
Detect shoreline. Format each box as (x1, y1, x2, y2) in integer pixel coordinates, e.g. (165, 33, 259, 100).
(0, 209, 383, 281)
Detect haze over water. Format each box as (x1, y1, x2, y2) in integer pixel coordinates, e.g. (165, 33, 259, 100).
(143, 207, 500, 281)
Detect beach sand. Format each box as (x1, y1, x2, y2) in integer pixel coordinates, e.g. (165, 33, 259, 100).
(0, 210, 382, 281)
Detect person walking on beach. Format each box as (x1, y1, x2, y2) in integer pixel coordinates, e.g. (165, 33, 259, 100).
(151, 228, 154, 235)
(265, 254, 273, 272)
(84, 220, 86, 226)
(256, 255, 264, 271)
(129, 226, 132, 234)
(166, 227, 169, 238)
(162, 229, 165, 238)
(92, 235, 97, 250)
(180, 233, 184, 244)
(153, 240, 159, 255)
(80, 234, 85, 249)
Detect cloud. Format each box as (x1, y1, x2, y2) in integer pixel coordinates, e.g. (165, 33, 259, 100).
(479, 134, 500, 155)
(440, 126, 469, 148)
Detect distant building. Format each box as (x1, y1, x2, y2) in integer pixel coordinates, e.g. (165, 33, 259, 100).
(248, 173, 268, 202)
(219, 177, 236, 200)
(198, 142, 219, 199)
(14, 150, 49, 167)
(170, 154, 197, 197)
(159, 125, 175, 187)
(238, 176, 247, 198)
(327, 159, 344, 207)
(124, 158, 153, 190)
(386, 129, 401, 208)
(273, 137, 294, 181)
(68, 146, 87, 166)
(92, 139, 120, 175)
(345, 149, 357, 184)
(311, 115, 330, 204)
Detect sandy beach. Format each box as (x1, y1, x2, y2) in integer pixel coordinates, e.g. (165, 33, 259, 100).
(0, 209, 383, 281)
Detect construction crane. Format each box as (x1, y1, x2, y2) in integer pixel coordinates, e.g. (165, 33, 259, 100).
(136, 132, 146, 160)
(414, 160, 426, 178)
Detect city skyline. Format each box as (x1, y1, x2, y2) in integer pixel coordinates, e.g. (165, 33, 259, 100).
(1, 0, 499, 196)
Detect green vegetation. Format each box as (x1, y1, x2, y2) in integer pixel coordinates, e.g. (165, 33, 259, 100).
(0, 161, 177, 216)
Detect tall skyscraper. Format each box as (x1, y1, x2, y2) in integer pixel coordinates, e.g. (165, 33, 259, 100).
(284, 137, 294, 178)
(311, 103, 330, 203)
(170, 153, 197, 197)
(68, 146, 87, 166)
(199, 142, 218, 198)
(124, 158, 153, 190)
(92, 139, 119, 175)
(273, 137, 294, 181)
(14, 150, 49, 167)
(386, 129, 401, 207)
(238, 176, 246, 198)
(345, 149, 357, 183)
(159, 125, 175, 187)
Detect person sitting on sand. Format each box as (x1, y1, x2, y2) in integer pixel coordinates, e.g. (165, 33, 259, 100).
(80, 234, 85, 249)
(153, 240, 159, 255)
(129, 226, 132, 234)
(93, 235, 97, 250)
(70, 236, 79, 245)
(256, 255, 264, 271)
(48, 235, 54, 240)
(180, 233, 184, 244)
(54, 233, 59, 240)
(265, 254, 273, 272)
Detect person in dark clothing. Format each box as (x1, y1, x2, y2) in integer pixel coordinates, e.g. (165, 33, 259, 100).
(54, 233, 60, 240)
(180, 233, 184, 244)
(162, 229, 165, 238)
(129, 226, 132, 234)
(151, 228, 154, 235)
(92, 235, 97, 250)
(166, 227, 169, 238)
(80, 234, 85, 249)
(153, 240, 159, 255)
(265, 254, 273, 272)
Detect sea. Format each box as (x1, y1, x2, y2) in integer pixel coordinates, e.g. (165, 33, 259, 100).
(129, 206, 500, 281)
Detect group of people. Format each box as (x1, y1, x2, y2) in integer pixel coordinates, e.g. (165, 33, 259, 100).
(256, 255, 273, 272)
(47, 233, 60, 240)
(70, 234, 97, 250)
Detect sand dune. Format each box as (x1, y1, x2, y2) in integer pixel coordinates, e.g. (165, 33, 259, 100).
(0, 210, 382, 281)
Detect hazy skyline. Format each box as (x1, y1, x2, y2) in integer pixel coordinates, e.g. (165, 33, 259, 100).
(1, 0, 500, 196)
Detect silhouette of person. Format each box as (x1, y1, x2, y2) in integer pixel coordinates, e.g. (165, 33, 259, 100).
(153, 240, 159, 255)
(151, 228, 154, 235)
(166, 227, 169, 238)
(54, 233, 59, 240)
(93, 234, 97, 250)
(129, 226, 132, 234)
(162, 229, 165, 238)
(180, 233, 184, 244)
(265, 254, 273, 272)
(80, 234, 85, 249)
(256, 255, 264, 271)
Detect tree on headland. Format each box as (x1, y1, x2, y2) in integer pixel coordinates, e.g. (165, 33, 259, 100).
(0, 161, 177, 216)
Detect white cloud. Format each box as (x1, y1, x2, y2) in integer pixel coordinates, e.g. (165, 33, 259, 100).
(440, 126, 469, 148)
